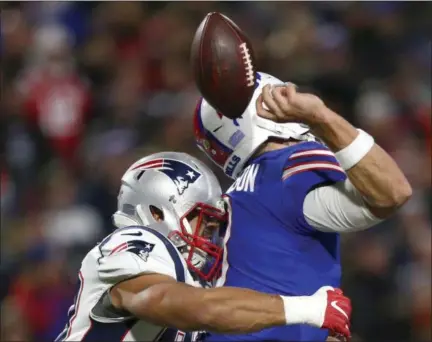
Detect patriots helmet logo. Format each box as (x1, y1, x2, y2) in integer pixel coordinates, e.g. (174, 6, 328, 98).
(131, 158, 202, 195)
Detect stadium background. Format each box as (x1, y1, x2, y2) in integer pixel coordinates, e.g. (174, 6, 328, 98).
(0, 2, 430, 341)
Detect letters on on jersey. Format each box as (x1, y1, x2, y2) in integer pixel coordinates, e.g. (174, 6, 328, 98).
(209, 142, 346, 341)
(226, 163, 259, 194)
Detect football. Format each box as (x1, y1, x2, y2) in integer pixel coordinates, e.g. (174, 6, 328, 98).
(191, 12, 257, 119)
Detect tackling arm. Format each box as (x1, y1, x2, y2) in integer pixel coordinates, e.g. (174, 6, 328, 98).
(111, 274, 284, 333)
(310, 110, 412, 218)
(110, 274, 351, 336)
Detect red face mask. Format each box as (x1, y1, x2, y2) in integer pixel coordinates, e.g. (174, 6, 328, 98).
(169, 202, 227, 282)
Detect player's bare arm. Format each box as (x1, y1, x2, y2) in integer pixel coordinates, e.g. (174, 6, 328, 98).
(111, 273, 351, 336)
(257, 84, 412, 218)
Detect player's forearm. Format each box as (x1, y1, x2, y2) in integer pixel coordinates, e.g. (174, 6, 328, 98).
(122, 283, 286, 333)
(310, 107, 412, 217)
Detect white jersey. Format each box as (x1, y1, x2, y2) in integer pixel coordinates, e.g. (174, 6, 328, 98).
(55, 225, 205, 342)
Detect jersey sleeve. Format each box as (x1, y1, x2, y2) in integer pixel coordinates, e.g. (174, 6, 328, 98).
(281, 142, 347, 234)
(303, 179, 383, 233)
(96, 226, 186, 285)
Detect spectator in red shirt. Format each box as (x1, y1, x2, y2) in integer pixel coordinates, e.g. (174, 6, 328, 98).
(17, 24, 91, 169)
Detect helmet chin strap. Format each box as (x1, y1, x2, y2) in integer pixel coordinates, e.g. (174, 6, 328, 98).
(254, 115, 312, 141)
(251, 85, 312, 140)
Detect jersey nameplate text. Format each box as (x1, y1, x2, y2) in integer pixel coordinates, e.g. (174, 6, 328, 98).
(226, 164, 259, 194)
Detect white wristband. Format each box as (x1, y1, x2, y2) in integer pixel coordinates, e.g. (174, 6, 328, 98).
(280, 295, 324, 327)
(335, 129, 375, 171)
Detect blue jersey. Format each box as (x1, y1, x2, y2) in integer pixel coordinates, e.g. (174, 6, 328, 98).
(208, 141, 347, 342)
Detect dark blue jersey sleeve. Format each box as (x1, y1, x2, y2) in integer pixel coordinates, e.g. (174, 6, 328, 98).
(281, 142, 347, 234)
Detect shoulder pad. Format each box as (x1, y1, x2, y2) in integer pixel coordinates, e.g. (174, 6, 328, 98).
(97, 226, 187, 284)
(99, 226, 162, 255)
(279, 142, 346, 234)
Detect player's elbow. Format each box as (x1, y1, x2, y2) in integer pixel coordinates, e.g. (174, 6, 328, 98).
(370, 180, 412, 217)
(388, 180, 412, 209)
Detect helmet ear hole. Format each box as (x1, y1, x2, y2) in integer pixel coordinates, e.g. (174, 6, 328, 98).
(149, 205, 164, 222)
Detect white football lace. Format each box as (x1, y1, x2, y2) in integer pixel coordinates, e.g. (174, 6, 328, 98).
(239, 42, 254, 87)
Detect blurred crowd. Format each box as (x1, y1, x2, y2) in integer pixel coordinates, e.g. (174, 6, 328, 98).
(0, 2, 430, 341)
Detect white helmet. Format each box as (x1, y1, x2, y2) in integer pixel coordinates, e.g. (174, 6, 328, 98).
(113, 151, 226, 281)
(194, 72, 314, 179)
